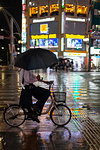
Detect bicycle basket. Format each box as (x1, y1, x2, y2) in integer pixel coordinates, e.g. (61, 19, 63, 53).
(53, 92, 66, 103)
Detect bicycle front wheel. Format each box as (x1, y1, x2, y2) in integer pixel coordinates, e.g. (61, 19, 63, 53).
(50, 104, 71, 126)
(3, 104, 26, 127)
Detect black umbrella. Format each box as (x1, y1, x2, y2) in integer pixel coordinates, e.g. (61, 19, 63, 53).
(14, 48, 58, 70)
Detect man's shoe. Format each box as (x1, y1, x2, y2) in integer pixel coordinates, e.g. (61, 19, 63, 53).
(26, 112, 40, 123)
(31, 116, 40, 123)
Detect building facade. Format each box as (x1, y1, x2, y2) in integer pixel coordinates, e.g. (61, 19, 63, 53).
(89, 0, 100, 70)
(22, 0, 90, 70)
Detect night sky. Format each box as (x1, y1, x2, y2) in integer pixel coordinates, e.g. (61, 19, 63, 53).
(0, 0, 22, 32)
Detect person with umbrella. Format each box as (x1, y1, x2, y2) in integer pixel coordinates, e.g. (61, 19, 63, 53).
(19, 69, 50, 123)
(15, 48, 58, 123)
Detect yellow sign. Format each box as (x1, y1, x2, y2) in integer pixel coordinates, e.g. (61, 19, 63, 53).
(40, 24, 48, 34)
(31, 34, 56, 39)
(66, 34, 85, 39)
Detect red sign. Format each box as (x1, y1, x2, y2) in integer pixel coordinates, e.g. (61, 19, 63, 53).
(22, 3, 26, 11)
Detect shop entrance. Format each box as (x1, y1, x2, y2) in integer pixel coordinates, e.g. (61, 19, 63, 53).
(66, 56, 86, 70)
(91, 56, 100, 70)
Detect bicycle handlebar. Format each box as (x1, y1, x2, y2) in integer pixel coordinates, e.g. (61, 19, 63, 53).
(43, 80, 54, 91)
(45, 81, 54, 85)
(40, 78, 54, 90)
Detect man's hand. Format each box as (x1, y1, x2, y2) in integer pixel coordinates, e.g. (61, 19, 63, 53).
(36, 74, 40, 81)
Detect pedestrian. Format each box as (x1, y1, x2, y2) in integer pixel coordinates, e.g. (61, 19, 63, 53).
(70, 60, 73, 70)
(66, 60, 70, 71)
(19, 69, 50, 123)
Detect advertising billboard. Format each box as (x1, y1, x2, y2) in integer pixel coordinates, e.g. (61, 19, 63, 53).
(49, 38, 58, 47)
(67, 38, 82, 49)
(30, 38, 58, 48)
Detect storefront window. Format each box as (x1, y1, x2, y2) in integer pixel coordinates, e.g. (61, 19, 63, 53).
(50, 4, 59, 16)
(93, 39, 100, 49)
(95, 25, 100, 31)
(65, 4, 75, 15)
(77, 5, 87, 17)
(94, 9, 100, 16)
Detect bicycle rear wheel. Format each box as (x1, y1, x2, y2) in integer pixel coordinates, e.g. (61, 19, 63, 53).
(50, 104, 71, 126)
(3, 104, 26, 127)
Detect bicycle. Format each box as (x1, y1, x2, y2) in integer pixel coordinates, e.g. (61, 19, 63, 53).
(3, 81, 72, 127)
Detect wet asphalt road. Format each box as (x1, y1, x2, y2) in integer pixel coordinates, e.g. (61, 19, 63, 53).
(0, 67, 100, 150)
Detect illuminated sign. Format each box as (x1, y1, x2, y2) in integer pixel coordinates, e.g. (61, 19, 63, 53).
(22, 3, 26, 11)
(61, 12, 64, 34)
(31, 34, 56, 39)
(30, 38, 58, 48)
(62, 0, 64, 8)
(40, 24, 48, 34)
(33, 17, 55, 23)
(22, 0, 26, 52)
(66, 34, 85, 39)
(67, 38, 82, 49)
(66, 17, 85, 22)
(64, 52, 86, 57)
(61, 38, 64, 51)
(90, 47, 100, 55)
(49, 34, 56, 38)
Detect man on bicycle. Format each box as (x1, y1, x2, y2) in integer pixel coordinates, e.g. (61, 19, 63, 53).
(19, 69, 50, 123)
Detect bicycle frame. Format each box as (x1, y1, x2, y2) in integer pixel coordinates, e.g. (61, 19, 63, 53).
(41, 97, 53, 115)
(41, 92, 66, 116)
(41, 81, 65, 115)
(41, 82, 56, 115)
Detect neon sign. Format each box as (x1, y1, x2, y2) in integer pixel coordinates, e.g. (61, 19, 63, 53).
(22, 0, 26, 52)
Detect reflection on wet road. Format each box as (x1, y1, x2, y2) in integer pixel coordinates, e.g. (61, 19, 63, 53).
(0, 125, 89, 150)
(0, 68, 100, 150)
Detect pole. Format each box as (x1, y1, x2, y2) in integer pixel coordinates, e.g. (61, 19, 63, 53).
(10, 17, 14, 69)
(88, 34, 91, 71)
(58, 0, 63, 57)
